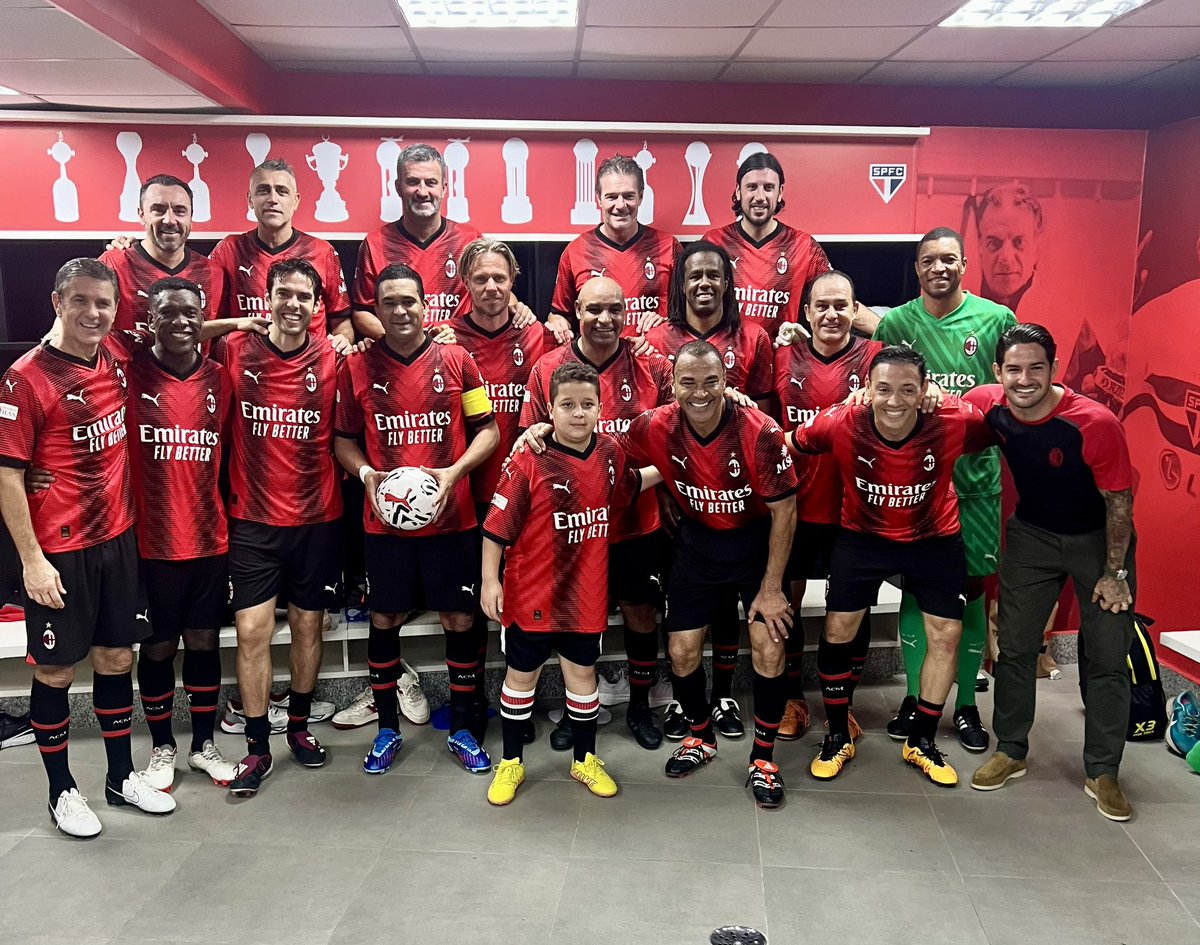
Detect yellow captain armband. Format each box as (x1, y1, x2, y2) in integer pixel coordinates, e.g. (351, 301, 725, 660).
(461, 385, 492, 418)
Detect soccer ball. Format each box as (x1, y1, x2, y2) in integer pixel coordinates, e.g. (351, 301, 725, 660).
(375, 467, 439, 531)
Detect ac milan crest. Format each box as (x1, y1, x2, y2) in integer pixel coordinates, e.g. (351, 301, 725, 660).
(304, 369, 317, 393)
(964, 335, 978, 357)
(644, 258, 656, 281)
(723, 348, 736, 370)
(776, 254, 788, 275)
(432, 370, 445, 394)
(512, 345, 524, 367)
(728, 454, 742, 478)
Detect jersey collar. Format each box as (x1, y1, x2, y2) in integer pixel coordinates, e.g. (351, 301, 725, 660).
(135, 242, 194, 277)
(252, 229, 301, 256)
(148, 348, 204, 381)
(547, 432, 597, 460)
(594, 224, 646, 252)
(42, 341, 99, 369)
(684, 399, 733, 447)
(381, 334, 432, 366)
(735, 219, 785, 250)
(393, 218, 447, 251)
(463, 312, 514, 339)
(807, 336, 857, 365)
(869, 409, 924, 450)
(572, 338, 625, 374)
(263, 333, 311, 361)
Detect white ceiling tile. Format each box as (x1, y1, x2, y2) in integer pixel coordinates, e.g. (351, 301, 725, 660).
(1112, 0, 1200, 27)
(0, 59, 197, 95)
(0, 0, 49, 7)
(766, 0, 962, 28)
(577, 59, 725, 80)
(1046, 25, 1200, 59)
(586, 0, 774, 27)
(995, 59, 1175, 86)
(414, 26, 577, 60)
(424, 60, 573, 76)
(199, 0, 400, 27)
(296, 60, 426, 74)
(0, 8, 137, 60)
(582, 26, 748, 58)
(892, 25, 1090, 60)
(0, 92, 43, 104)
(718, 60, 877, 83)
(1122, 57, 1200, 87)
(742, 26, 919, 60)
(862, 60, 1028, 85)
(35, 94, 220, 109)
(234, 25, 417, 61)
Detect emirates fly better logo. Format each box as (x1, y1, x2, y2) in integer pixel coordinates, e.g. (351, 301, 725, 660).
(869, 164, 907, 204)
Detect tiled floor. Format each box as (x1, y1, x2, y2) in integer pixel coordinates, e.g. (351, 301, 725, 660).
(1, 666, 1198, 945)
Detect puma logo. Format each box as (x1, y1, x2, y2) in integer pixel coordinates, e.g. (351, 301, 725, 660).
(671, 455, 688, 469)
(730, 257, 740, 269)
(856, 455, 876, 469)
(462, 584, 476, 595)
(65, 391, 86, 405)
(243, 370, 262, 384)
(789, 376, 805, 389)
(589, 268, 607, 278)
(4, 379, 14, 393)
(372, 382, 390, 394)
(140, 392, 162, 407)
(324, 585, 337, 593)
(136, 290, 149, 298)
(551, 481, 571, 494)
(238, 265, 254, 276)
(135, 610, 149, 622)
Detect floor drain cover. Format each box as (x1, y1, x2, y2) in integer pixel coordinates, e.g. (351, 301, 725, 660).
(710, 927, 767, 945)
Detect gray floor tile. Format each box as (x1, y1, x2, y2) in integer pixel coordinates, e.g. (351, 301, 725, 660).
(1124, 801, 1200, 883)
(0, 835, 197, 941)
(550, 858, 766, 945)
(965, 875, 1200, 945)
(390, 773, 585, 856)
(117, 841, 372, 945)
(760, 791, 955, 872)
(764, 866, 989, 945)
(330, 850, 568, 945)
(571, 781, 761, 865)
(1170, 884, 1200, 926)
(931, 792, 1161, 881)
(0, 761, 100, 836)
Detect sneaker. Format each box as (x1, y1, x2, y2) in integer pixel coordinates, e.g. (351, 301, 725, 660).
(953, 706, 990, 753)
(777, 699, 810, 741)
(105, 771, 177, 814)
(664, 736, 717, 778)
(662, 701, 689, 741)
(1084, 774, 1133, 822)
(228, 753, 273, 798)
(1166, 691, 1200, 758)
(598, 672, 631, 707)
(810, 733, 855, 780)
(398, 661, 430, 724)
(269, 692, 336, 724)
(746, 759, 785, 809)
(286, 731, 328, 768)
(332, 688, 378, 730)
(448, 729, 491, 773)
(363, 728, 403, 775)
(487, 758, 526, 806)
(49, 788, 101, 839)
(887, 695, 918, 741)
(571, 752, 618, 797)
(549, 714, 574, 752)
(902, 738, 958, 787)
(710, 698, 745, 739)
(144, 745, 178, 792)
(187, 740, 237, 786)
(648, 678, 674, 709)
(970, 751, 1027, 791)
(0, 711, 34, 749)
(220, 701, 288, 735)
(626, 702, 663, 750)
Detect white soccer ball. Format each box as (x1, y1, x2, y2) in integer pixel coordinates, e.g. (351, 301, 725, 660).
(375, 466, 440, 531)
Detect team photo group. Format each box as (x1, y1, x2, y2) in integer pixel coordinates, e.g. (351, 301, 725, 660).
(0, 141, 1138, 840)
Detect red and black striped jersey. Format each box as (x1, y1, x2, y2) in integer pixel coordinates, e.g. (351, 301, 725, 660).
(449, 313, 556, 504)
(99, 244, 224, 333)
(550, 225, 681, 337)
(0, 342, 134, 552)
(352, 218, 480, 325)
(774, 336, 883, 525)
(792, 398, 991, 542)
(521, 340, 672, 540)
(335, 338, 493, 536)
(621, 401, 797, 531)
(216, 332, 341, 527)
(700, 221, 830, 340)
(645, 320, 774, 400)
(483, 434, 639, 634)
(209, 229, 349, 336)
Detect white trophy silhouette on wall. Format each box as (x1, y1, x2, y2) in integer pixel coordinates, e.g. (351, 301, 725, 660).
(244, 133, 271, 221)
(306, 136, 350, 223)
(635, 143, 655, 225)
(570, 138, 601, 226)
(500, 137, 533, 225)
(738, 141, 768, 167)
(444, 138, 470, 223)
(683, 141, 712, 226)
(48, 132, 79, 223)
(183, 134, 211, 223)
(376, 137, 404, 222)
(116, 131, 142, 222)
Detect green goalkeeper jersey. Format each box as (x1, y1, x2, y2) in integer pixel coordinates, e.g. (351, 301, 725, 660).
(875, 291, 1016, 498)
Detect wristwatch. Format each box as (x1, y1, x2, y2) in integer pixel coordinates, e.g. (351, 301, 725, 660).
(1108, 568, 1129, 581)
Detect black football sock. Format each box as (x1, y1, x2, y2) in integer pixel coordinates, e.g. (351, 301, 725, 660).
(182, 647, 221, 751)
(444, 629, 478, 735)
(567, 688, 600, 763)
(244, 713, 271, 758)
(817, 638, 854, 740)
(624, 627, 658, 710)
(709, 591, 741, 702)
(674, 666, 715, 744)
(286, 688, 314, 735)
(749, 671, 788, 764)
(907, 697, 945, 748)
(500, 683, 534, 762)
(31, 678, 75, 801)
(93, 671, 135, 785)
(136, 653, 177, 749)
(783, 624, 806, 701)
(471, 613, 490, 708)
(367, 620, 402, 732)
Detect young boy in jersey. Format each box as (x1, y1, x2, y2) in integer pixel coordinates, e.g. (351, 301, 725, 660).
(481, 362, 661, 805)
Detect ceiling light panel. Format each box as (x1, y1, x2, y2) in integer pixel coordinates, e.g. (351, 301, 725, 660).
(396, 0, 578, 28)
(941, 0, 1151, 28)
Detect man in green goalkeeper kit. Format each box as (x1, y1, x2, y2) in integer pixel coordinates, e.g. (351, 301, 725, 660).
(856, 227, 1015, 752)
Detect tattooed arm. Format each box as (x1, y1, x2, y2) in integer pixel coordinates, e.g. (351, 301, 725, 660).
(1092, 488, 1133, 613)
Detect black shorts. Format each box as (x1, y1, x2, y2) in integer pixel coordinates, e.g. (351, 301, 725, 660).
(229, 519, 342, 613)
(827, 529, 967, 620)
(786, 520, 840, 582)
(365, 530, 479, 615)
(502, 622, 601, 673)
(609, 531, 665, 607)
(142, 554, 229, 643)
(25, 528, 149, 666)
(666, 517, 776, 632)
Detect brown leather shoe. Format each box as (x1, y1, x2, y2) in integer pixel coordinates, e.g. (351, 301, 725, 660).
(971, 751, 1027, 791)
(1084, 774, 1133, 822)
(777, 699, 810, 740)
